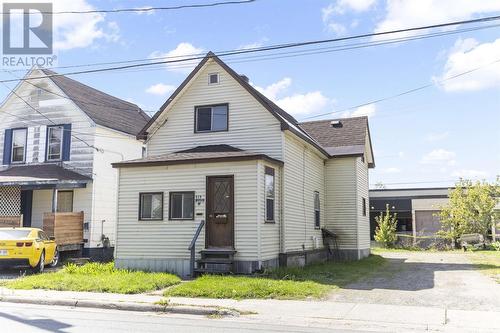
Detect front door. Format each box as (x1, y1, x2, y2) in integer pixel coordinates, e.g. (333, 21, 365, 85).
(206, 176, 234, 249)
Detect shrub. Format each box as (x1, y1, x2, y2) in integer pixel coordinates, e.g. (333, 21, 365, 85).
(374, 204, 398, 248)
(489, 241, 500, 251)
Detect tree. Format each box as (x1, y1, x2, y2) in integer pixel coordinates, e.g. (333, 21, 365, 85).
(438, 178, 500, 246)
(374, 204, 398, 248)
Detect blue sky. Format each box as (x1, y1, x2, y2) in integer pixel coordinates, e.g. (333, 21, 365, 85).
(0, 0, 499, 188)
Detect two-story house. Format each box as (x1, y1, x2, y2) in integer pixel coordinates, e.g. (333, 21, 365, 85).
(0, 68, 149, 260)
(113, 52, 375, 277)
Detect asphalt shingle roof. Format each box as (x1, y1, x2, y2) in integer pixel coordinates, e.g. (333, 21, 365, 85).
(41, 69, 150, 136)
(0, 164, 91, 186)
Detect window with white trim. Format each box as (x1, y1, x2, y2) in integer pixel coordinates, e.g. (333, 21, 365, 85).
(195, 104, 228, 132)
(46, 125, 64, 161)
(11, 128, 27, 163)
(265, 167, 275, 222)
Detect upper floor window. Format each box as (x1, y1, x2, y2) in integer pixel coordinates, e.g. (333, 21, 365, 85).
(47, 125, 63, 161)
(195, 104, 228, 133)
(265, 167, 275, 222)
(11, 128, 27, 163)
(208, 73, 219, 84)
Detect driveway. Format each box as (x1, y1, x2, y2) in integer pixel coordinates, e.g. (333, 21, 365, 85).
(330, 251, 500, 311)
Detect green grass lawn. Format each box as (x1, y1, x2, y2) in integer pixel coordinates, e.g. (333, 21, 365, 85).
(7, 262, 181, 294)
(466, 251, 500, 283)
(165, 254, 385, 300)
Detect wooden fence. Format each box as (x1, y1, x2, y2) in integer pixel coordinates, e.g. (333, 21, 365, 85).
(0, 215, 22, 228)
(43, 212, 84, 246)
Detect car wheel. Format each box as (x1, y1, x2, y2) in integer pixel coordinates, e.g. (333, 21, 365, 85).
(34, 251, 45, 274)
(49, 249, 59, 267)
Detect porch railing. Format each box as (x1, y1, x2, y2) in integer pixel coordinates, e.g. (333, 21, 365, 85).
(43, 211, 84, 246)
(188, 220, 205, 278)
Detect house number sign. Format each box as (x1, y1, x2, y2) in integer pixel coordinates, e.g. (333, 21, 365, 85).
(195, 195, 205, 205)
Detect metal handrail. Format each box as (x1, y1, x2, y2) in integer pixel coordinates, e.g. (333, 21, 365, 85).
(188, 220, 205, 277)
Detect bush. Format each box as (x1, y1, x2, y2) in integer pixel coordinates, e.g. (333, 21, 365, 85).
(374, 204, 398, 248)
(489, 241, 500, 251)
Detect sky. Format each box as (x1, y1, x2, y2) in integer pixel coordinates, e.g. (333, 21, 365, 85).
(0, 0, 498, 189)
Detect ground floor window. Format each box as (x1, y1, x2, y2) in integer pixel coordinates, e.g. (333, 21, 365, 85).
(139, 192, 163, 220)
(265, 167, 275, 222)
(169, 192, 195, 220)
(57, 191, 73, 213)
(314, 191, 320, 228)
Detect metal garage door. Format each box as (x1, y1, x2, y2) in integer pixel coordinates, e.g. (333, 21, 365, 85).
(415, 210, 441, 235)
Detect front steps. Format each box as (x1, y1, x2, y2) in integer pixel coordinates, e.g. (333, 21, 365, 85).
(194, 249, 236, 276)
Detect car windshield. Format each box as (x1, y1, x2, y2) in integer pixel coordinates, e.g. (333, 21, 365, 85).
(0, 230, 31, 239)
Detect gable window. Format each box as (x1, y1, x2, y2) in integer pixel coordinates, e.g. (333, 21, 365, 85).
(265, 167, 275, 222)
(139, 192, 163, 221)
(314, 191, 320, 229)
(362, 197, 367, 216)
(57, 191, 73, 213)
(169, 192, 194, 220)
(11, 128, 27, 163)
(195, 104, 228, 133)
(46, 125, 64, 161)
(208, 73, 219, 84)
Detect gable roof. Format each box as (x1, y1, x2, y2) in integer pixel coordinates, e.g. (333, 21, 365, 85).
(300, 116, 375, 167)
(39, 69, 150, 136)
(138, 52, 328, 156)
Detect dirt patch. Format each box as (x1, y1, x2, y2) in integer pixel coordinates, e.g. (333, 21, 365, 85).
(329, 251, 500, 311)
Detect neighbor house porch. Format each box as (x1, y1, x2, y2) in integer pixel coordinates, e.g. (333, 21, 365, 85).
(0, 164, 91, 250)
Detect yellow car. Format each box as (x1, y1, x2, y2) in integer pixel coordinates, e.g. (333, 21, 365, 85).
(0, 228, 59, 273)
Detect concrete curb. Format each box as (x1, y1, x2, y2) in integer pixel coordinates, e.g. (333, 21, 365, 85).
(0, 296, 239, 317)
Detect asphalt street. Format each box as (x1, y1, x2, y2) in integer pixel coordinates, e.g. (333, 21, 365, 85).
(0, 302, 368, 333)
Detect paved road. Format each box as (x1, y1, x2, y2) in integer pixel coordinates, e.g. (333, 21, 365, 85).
(330, 251, 500, 311)
(0, 302, 368, 333)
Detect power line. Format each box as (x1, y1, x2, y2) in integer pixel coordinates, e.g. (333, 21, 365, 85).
(300, 58, 500, 121)
(1, 15, 499, 84)
(0, 0, 256, 15)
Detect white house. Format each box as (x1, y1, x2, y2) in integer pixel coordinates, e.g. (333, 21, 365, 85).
(0, 68, 148, 260)
(113, 52, 375, 277)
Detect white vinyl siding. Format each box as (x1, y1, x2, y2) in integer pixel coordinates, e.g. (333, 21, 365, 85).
(115, 161, 259, 263)
(356, 156, 370, 250)
(146, 60, 283, 160)
(325, 157, 358, 249)
(282, 132, 324, 252)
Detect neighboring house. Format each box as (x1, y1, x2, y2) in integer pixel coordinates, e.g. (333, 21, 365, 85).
(369, 187, 499, 243)
(113, 52, 375, 277)
(0, 68, 149, 259)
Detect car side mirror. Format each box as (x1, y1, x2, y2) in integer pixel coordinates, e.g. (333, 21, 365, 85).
(49, 236, 56, 241)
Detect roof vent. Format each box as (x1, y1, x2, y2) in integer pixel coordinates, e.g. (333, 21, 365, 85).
(239, 74, 249, 83)
(330, 120, 342, 127)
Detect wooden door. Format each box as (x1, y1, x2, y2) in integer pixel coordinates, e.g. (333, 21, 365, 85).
(206, 176, 234, 249)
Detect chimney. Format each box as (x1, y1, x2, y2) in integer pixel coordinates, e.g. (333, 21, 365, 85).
(239, 74, 249, 83)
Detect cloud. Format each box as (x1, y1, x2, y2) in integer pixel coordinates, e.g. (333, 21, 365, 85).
(146, 83, 176, 96)
(341, 103, 376, 118)
(451, 169, 489, 179)
(434, 38, 500, 92)
(322, 1, 375, 35)
(150, 43, 205, 73)
(372, 1, 500, 40)
(275, 92, 330, 117)
(254, 78, 331, 116)
(426, 131, 450, 142)
(238, 37, 269, 51)
(384, 167, 401, 174)
(420, 149, 456, 166)
(14, 0, 122, 50)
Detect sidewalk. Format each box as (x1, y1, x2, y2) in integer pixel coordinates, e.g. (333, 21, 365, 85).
(1, 287, 499, 332)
